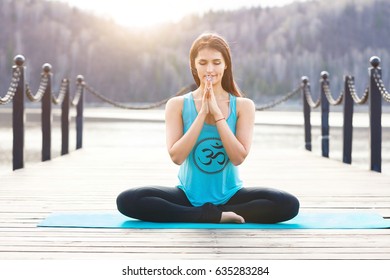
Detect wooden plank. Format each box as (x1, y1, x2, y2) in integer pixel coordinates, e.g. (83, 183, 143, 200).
(2, 252, 390, 260)
(0, 238, 389, 248)
(1, 119, 390, 260)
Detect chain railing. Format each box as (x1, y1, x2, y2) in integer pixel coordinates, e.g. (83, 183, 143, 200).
(373, 68, 390, 103)
(0, 55, 84, 170)
(25, 74, 49, 102)
(301, 56, 389, 172)
(301, 80, 320, 109)
(0, 67, 21, 105)
(85, 82, 301, 111)
(254, 86, 301, 111)
(346, 76, 369, 104)
(84, 83, 198, 110)
(1, 54, 301, 172)
(52, 78, 69, 105)
(1, 54, 388, 172)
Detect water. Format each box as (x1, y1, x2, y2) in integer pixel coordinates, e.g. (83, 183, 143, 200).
(254, 123, 390, 174)
(1, 108, 389, 175)
(0, 108, 77, 173)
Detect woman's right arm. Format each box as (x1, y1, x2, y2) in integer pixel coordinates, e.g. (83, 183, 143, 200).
(165, 96, 207, 165)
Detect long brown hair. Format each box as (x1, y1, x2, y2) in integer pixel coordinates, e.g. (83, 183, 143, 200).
(189, 33, 242, 97)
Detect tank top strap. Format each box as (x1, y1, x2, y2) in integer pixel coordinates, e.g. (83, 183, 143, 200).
(182, 92, 197, 132)
(229, 94, 237, 118)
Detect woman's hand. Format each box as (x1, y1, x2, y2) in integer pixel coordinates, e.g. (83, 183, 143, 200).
(204, 76, 223, 120)
(198, 77, 211, 116)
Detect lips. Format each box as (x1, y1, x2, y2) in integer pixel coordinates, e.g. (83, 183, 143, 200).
(205, 75, 217, 82)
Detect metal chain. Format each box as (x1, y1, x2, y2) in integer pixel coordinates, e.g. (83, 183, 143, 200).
(71, 83, 85, 107)
(255, 86, 302, 111)
(303, 83, 321, 108)
(84, 80, 302, 111)
(84, 83, 195, 110)
(52, 79, 69, 105)
(322, 83, 343, 105)
(25, 74, 49, 102)
(373, 70, 390, 103)
(346, 76, 369, 104)
(0, 67, 22, 105)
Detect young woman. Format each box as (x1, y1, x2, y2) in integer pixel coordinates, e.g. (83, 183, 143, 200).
(116, 33, 299, 223)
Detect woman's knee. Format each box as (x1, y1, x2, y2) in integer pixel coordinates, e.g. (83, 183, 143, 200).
(116, 189, 135, 215)
(116, 187, 148, 214)
(258, 188, 300, 216)
(279, 192, 300, 221)
(116, 186, 175, 216)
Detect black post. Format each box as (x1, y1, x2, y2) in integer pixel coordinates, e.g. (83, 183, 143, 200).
(302, 76, 311, 151)
(320, 71, 329, 158)
(61, 79, 70, 155)
(41, 64, 52, 162)
(369, 56, 382, 172)
(76, 75, 84, 150)
(342, 75, 353, 164)
(12, 55, 25, 170)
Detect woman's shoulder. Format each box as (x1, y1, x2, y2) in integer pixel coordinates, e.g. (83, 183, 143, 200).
(167, 95, 184, 104)
(165, 93, 191, 112)
(235, 96, 255, 111)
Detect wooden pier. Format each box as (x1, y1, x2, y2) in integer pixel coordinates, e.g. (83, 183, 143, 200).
(0, 112, 390, 260)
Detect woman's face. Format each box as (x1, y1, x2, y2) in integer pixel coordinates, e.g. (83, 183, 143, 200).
(194, 47, 227, 86)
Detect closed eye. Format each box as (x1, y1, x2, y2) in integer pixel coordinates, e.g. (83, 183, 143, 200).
(198, 59, 222, 65)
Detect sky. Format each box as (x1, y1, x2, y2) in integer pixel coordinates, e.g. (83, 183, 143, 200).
(50, 0, 309, 28)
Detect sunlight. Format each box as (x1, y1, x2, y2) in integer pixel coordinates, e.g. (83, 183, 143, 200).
(74, 1, 194, 28)
(51, 0, 307, 28)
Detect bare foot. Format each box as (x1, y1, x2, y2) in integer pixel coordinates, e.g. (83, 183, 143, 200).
(220, 212, 245, 224)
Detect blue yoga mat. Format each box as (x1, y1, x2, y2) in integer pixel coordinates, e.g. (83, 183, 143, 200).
(37, 211, 390, 229)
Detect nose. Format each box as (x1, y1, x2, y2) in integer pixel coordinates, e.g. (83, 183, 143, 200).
(206, 63, 213, 72)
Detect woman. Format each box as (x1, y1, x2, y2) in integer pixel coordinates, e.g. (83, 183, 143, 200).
(116, 33, 299, 223)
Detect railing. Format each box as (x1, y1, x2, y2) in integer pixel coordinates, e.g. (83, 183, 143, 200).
(301, 56, 390, 172)
(0, 55, 84, 170)
(1, 54, 388, 173)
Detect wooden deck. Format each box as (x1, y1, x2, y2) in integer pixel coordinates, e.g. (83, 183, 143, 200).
(1, 115, 390, 260)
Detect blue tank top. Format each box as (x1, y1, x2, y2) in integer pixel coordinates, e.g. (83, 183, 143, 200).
(177, 92, 243, 207)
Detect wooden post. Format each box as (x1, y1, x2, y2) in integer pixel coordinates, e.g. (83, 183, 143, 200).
(41, 64, 52, 162)
(302, 76, 311, 151)
(342, 75, 353, 164)
(61, 79, 70, 155)
(12, 55, 25, 170)
(320, 71, 329, 158)
(76, 75, 84, 150)
(369, 56, 382, 172)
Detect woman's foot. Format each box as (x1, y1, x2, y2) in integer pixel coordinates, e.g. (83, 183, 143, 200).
(220, 212, 245, 223)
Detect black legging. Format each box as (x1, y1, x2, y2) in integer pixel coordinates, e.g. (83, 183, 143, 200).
(116, 186, 299, 223)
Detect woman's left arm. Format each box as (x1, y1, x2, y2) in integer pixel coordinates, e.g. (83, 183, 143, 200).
(216, 98, 255, 166)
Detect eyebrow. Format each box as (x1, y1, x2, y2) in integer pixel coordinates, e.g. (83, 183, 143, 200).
(197, 58, 222, 62)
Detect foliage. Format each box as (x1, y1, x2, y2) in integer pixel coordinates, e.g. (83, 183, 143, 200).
(0, 0, 389, 104)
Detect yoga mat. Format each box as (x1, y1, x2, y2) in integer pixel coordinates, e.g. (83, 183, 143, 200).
(37, 211, 390, 229)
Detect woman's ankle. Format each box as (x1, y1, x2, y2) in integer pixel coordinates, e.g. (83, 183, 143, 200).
(220, 212, 245, 223)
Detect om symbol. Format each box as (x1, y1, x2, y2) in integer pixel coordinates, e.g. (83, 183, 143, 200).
(193, 138, 229, 174)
